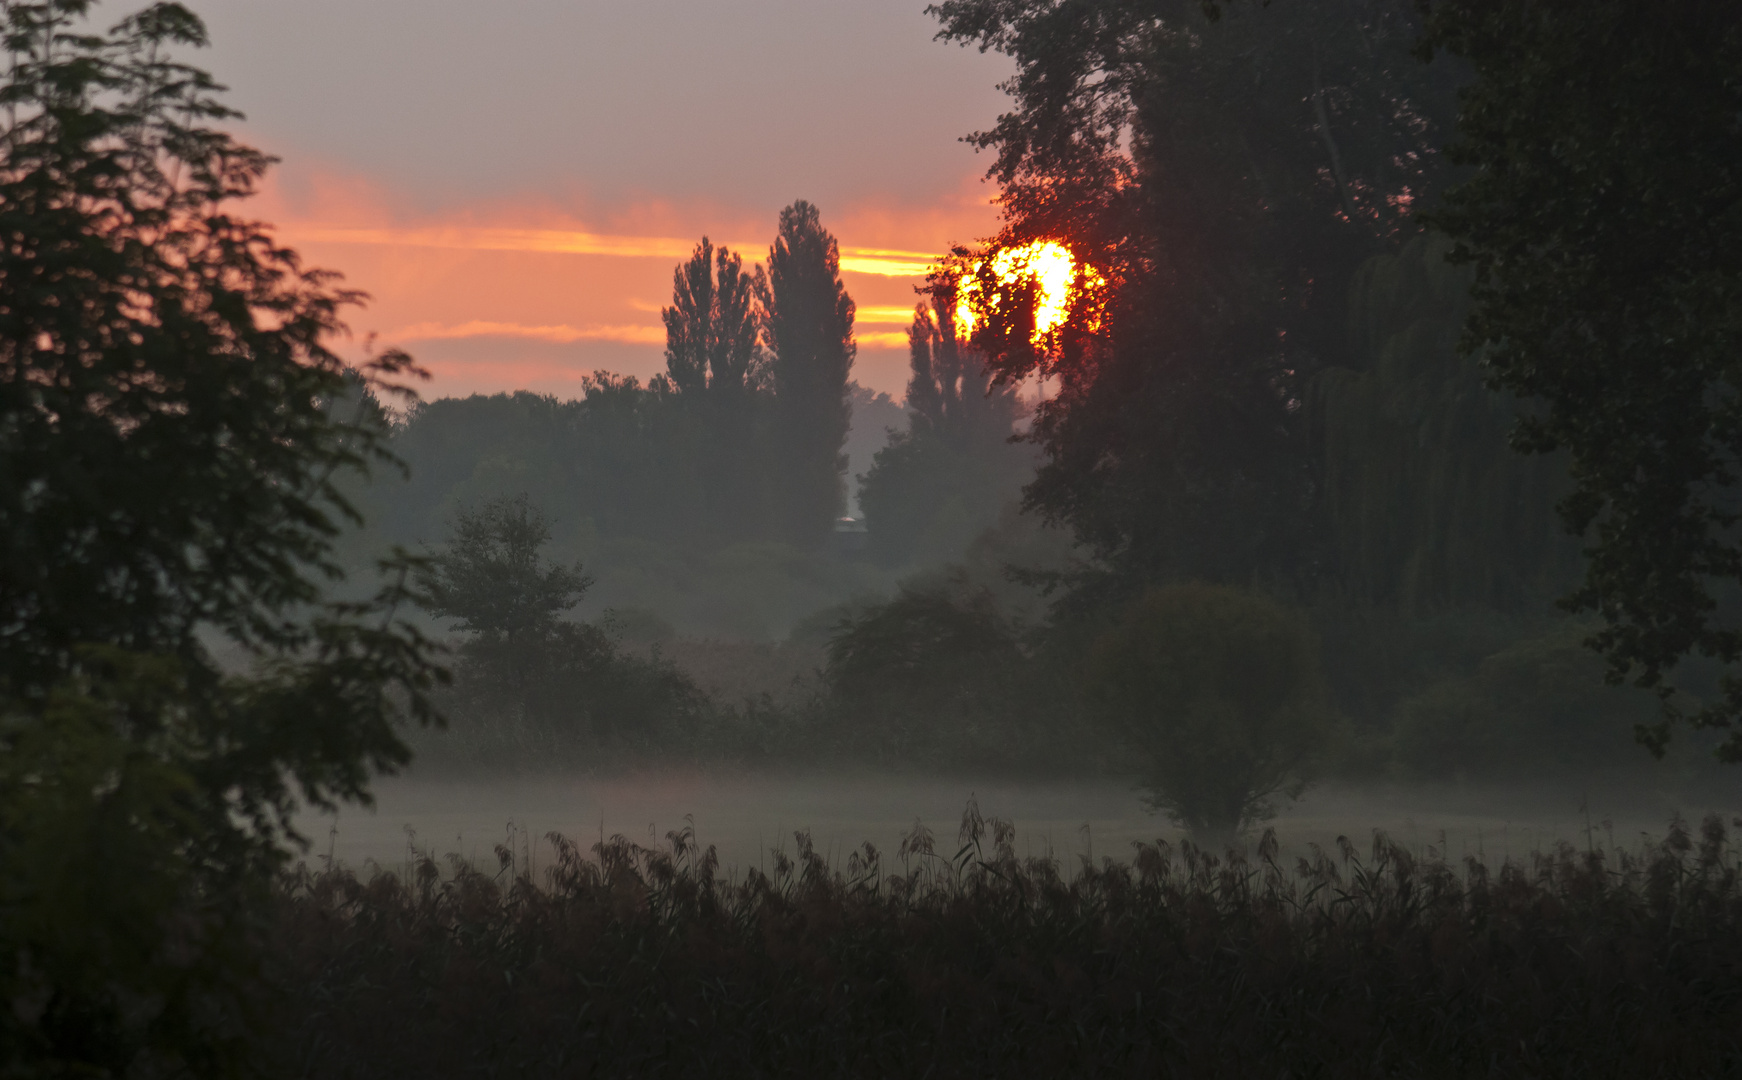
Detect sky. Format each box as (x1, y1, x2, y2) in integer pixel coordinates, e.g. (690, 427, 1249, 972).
(185, 0, 1016, 401)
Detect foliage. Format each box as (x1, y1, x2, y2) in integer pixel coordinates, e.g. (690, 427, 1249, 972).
(1, 651, 261, 1076)
(1422, 1, 1742, 759)
(417, 495, 712, 765)
(1394, 622, 1685, 780)
(0, 3, 444, 1073)
(824, 576, 1042, 763)
(421, 494, 593, 646)
(1315, 234, 1582, 610)
(760, 200, 857, 547)
(902, 298, 1018, 444)
(371, 380, 713, 550)
(662, 237, 771, 541)
(1085, 584, 1332, 843)
(359, 379, 903, 637)
(857, 301, 1034, 567)
(661, 236, 764, 398)
(263, 808, 1742, 1078)
(420, 493, 597, 723)
(929, 0, 1463, 590)
(1305, 599, 1551, 760)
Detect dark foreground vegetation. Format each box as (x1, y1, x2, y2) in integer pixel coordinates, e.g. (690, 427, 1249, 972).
(263, 808, 1742, 1078)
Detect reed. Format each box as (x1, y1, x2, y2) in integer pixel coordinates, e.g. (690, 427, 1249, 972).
(262, 805, 1742, 1078)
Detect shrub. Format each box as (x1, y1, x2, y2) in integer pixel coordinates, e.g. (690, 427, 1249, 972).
(823, 577, 1076, 768)
(1395, 621, 1672, 779)
(1085, 583, 1333, 845)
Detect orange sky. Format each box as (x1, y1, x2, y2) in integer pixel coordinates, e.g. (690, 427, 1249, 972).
(190, 1, 1016, 402)
(260, 170, 999, 400)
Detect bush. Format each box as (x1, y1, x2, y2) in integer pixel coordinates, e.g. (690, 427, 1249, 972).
(1085, 583, 1334, 845)
(416, 495, 715, 766)
(1394, 621, 1674, 779)
(823, 577, 1080, 769)
(420, 625, 715, 767)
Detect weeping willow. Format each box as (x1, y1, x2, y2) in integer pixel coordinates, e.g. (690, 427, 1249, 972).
(1314, 236, 1582, 613)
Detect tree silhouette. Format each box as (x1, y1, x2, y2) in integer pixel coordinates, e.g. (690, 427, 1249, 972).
(1086, 583, 1332, 848)
(759, 201, 856, 547)
(0, 3, 443, 1071)
(662, 237, 769, 541)
(904, 294, 1019, 447)
(859, 297, 1030, 565)
(421, 494, 603, 723)
(929, 0, 1459, 590)
(662, 237, 763, 400)
(1423, 0, 1742, 760)
(421, 494, 592, 648)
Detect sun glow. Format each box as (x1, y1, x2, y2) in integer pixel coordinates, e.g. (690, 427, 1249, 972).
(953, 240, 1104, 347)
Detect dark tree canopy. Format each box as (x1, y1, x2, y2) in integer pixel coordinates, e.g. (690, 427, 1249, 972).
(760, 200, 856, 547)
(0, 4, 443, 1071)
(929, 0, 1461, 589)
(1314, 235, 1581, 613)
(416, 493, 694, 744)
(1422, 0, 1742, 758)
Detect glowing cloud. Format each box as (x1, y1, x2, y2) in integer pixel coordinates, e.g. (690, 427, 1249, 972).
(288, 223, 936, 278)
(857, 330, 912, 348)
(390, 320, 665, 346)
(856, 305, 926, 325)
(837, 254, 936, 278)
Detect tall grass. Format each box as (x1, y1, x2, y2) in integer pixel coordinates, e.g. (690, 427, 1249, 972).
(263, 805, 1742, 1078)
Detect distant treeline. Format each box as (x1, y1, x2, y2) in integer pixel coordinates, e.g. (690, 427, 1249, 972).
(347, 201, 1036, 636)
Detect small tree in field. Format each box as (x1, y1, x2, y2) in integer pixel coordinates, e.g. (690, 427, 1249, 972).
(420, 494, 597, 716)
(422, 495, 592, 649)
(1085, 583, 1332, 847)
(418, 494, 703, 752)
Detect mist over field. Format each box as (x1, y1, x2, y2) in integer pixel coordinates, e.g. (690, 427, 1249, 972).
(311, 769, 1740, 885)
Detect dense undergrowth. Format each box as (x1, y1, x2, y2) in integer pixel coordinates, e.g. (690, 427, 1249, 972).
(263, 805, 1742, 1078)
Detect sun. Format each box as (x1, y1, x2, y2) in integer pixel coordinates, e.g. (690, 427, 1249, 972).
(953, 240, 1104, 346)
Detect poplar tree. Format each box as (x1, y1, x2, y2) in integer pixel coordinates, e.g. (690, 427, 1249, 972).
(759, 201, 856, 547)
(661, 236, 762, 400)
(859, 297, 1029, 565)
(903, 296, 1018, 446)
(661, 237, 766, 539)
